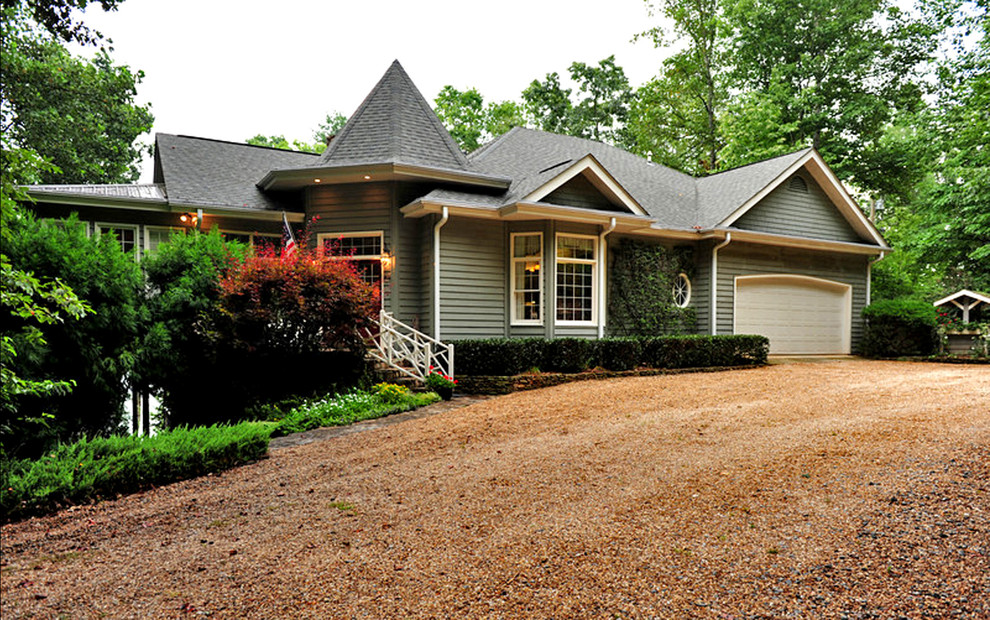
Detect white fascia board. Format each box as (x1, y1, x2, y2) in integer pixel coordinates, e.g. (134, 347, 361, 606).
(167, 202, 306, 222)
(522, 154, 649, 216)
(701, 227, 890, 255)
(400, 199, 501, 220)
(718, 150, 888, 247)
(500, 202, 654, 228)
(259, 163, 510, 191)
(933, 289, 990, 307)
(26, 190, 168, 211)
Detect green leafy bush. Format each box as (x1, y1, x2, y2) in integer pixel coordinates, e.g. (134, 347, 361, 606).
(270, 389, 439, 437)
(544, 338, 594, 373)
(862, 298, 939, 358)
(1, 423, 271, 522)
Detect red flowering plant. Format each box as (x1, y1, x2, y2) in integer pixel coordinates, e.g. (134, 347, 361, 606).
(424, 366, 457, 390)
(207, 233, 379, 356)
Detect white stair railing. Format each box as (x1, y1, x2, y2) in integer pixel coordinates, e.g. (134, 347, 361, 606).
(362, 311, 454, 382)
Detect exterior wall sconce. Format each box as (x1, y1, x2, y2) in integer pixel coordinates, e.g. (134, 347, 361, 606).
(380, 250, 395, 273)
(179, 212, 198, 226)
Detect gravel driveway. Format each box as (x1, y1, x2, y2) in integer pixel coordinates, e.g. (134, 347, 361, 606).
(2, 360, 988, 618)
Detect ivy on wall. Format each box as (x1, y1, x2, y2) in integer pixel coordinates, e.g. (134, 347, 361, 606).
(608, 238, 696, 336)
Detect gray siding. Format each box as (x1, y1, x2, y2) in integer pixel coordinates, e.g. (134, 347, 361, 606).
(308, 183, 421, 322)
(438, 217, 506, 340)
(734, 173, 863, 243)
(545, 173, 615, 211)
(693, 240, 713, 334)
(715, 244, 869, 351)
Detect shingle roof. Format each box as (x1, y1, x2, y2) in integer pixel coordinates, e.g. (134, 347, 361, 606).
(694, 148, 812, 226)
(313, 60, 469, 171)
(419, 127, 703, 228)
(155, 134, 317, 211)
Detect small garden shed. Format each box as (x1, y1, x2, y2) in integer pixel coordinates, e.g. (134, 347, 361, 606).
(934, 289, 990, 355)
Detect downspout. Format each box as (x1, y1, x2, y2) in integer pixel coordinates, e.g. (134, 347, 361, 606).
(866, 251, 886, 306)
(433, 206, 449, 341)
(710, 233, 732, 336)
(598, 217, 617, 338)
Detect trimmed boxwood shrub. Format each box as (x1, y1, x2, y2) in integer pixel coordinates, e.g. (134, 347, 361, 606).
(593, 338, 643, 370)
(451, 334, 768, 376)
(862, 298, 939, 358)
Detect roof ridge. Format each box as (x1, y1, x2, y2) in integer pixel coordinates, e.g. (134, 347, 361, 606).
(702, 147, 812, 178)
(159, 133, 321, 156)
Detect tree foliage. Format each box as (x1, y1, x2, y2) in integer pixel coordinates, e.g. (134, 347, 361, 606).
(137, 229, 246, 427)
(0, 0, 122, 46)
(1, 5, 154, 184)
(245, 111, 348, 154)
(630, 0, 729, 173)
(522, 56, 634, 146)
(2, 212, 144, 453)
(433, 86, 524, 152)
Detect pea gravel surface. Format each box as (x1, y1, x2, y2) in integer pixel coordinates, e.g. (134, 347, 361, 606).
(2, 360, 988, 619)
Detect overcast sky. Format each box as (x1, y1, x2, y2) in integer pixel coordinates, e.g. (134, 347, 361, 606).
(71, 0, 674, 181)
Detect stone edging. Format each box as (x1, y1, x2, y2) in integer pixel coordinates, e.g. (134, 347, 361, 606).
(456, 364, 765, 395)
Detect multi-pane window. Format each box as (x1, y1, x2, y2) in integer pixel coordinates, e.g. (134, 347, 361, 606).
(96, 223, 138, 254)
(511, 233, 543, 323)
(556, 234, 597, 323)
(145, 227, 181, 254)
(319, 232, 384, 286)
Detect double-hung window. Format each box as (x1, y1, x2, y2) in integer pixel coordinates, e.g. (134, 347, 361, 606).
(555, 234, 597, 323)
(318, 231, 384, 287)
(96, 223, 139, 255)
(511, 233, 543, 324)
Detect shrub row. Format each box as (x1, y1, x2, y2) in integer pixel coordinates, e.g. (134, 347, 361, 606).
(452, 335, 769, 376)
(1, 423, 271, 522)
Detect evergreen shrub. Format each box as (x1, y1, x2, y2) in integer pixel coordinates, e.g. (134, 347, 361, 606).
(861, 298, 939, 357)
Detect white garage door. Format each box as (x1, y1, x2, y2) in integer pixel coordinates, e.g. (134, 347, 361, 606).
(735, 275, 852, 354)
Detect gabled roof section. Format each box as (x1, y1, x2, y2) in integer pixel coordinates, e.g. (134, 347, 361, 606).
(524, 154, 648, 216)
(315, 60, 468, 170)
(156, 134, 317, 211)
(697, 148, 887, 247)
(933, 289, 990, 307)
(415, 127, 696, 227)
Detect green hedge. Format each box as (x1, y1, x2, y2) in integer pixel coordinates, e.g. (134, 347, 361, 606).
(451, 335, 768, 376)
(1, 423, 271, 522)
(862, 298, 939, 358)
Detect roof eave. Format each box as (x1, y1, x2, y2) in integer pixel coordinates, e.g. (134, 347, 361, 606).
(258, 163, 511, 191)
(698, 227, 891, 255)
(25, 189, 169, 211)
(401, 199, 656, 230)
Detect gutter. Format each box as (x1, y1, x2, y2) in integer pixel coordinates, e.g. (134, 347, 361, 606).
(433, 206, 449, 341)
(598, 217, 617, 338)
(710, 233, 732, 335)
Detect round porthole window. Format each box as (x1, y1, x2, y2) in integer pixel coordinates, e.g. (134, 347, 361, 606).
(672, 273, 691, 308)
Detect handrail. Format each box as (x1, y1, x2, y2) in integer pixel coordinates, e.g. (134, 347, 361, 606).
(362, 311, 454, 382)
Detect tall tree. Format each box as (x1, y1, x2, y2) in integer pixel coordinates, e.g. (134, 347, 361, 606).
(521, 57, 634, 146)
(722, 0, 943, 192)
(630, 0, 729, 173)
(1, 5, 154, 184)
(433, 86, 524, 152)
(900, 2, 990, 291)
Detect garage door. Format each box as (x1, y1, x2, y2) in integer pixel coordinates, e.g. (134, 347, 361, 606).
(735, 275, 851, 354)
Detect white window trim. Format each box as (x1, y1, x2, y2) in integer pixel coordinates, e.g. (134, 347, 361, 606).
(673, 273, 692, 308)
(316, 230, 384, 260)
(95, 222, 140, 258)
(144, 226, 181, 255)
(220, 229, 282, 246)
(510, 232, 544, 325)
(554, 232, 598, 325)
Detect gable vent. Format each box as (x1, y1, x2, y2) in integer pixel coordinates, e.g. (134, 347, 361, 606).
(788, 176, 809, 193)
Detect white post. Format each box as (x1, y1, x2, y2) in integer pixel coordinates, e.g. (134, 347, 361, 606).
(710, 233, 732, 335)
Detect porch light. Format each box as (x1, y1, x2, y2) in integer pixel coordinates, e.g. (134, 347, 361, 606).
(363, 175, 372, 180)
(179, 212, 198, 226)
(314, 178, 321, 183)
(380, 250, 395, 273)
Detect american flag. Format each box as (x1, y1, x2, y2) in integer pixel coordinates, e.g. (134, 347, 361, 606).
(281, 212, 297, 257)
